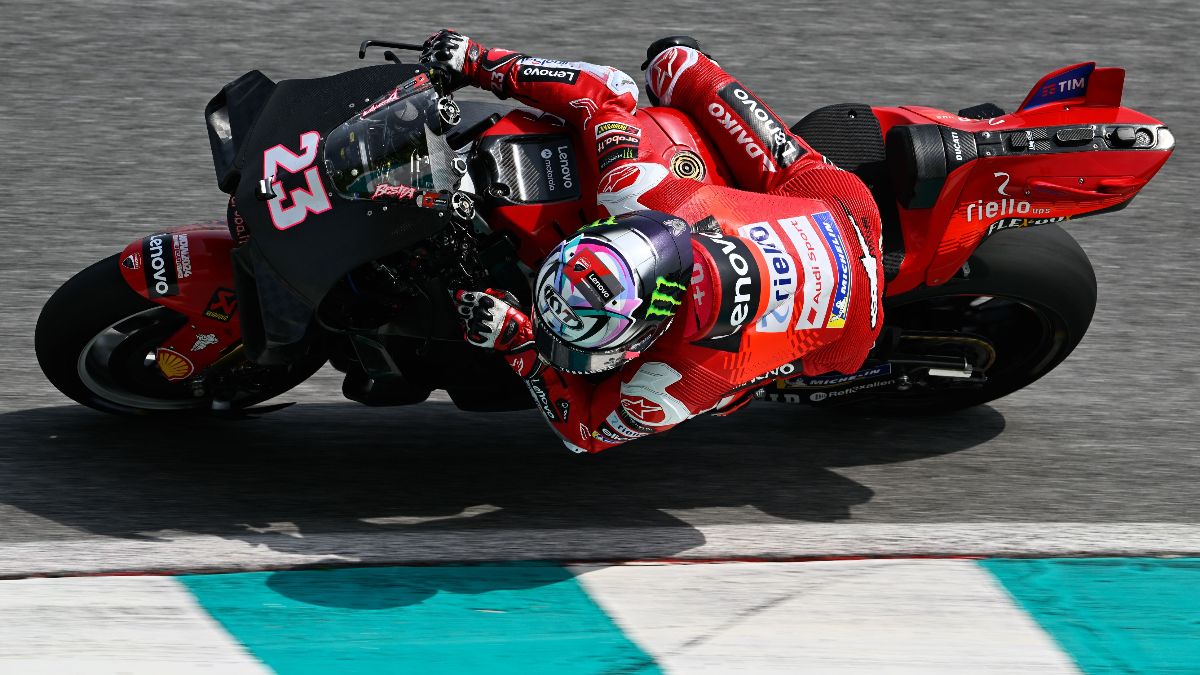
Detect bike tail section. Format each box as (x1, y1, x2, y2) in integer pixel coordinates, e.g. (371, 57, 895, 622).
(865, 61, 1173, 294)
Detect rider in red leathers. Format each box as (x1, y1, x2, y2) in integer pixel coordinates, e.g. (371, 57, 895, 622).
(425, 31, 885, 453)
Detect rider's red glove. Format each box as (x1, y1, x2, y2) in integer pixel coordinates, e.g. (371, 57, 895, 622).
(420, 30, 487, 89)
(453, 288, 542, 379)
(420, 29, 524, 96)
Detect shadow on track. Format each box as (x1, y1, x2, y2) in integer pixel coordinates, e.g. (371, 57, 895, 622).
(0, 400, 1004, 606)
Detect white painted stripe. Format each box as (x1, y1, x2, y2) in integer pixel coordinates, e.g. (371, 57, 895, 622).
(573, 560, 1080, 674)
(0, 576, 270, 674)
(1, 523, 1198, 577)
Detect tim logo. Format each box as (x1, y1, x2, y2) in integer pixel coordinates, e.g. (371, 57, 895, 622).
(1040, 76, 1086, 98)
(1024, 63, 1094, 110)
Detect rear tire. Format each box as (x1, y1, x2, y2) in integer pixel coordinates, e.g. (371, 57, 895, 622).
(859, 224, 1097, 413)
(35, 254, 325, 415)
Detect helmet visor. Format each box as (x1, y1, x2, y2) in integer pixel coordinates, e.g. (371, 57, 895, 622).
(534, 320, 629, 375)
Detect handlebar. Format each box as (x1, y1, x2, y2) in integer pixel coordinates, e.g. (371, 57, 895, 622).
(357, 38, 460, 93)
(358, 39, 424, 61)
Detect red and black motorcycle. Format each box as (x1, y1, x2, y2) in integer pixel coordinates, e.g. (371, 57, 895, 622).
(35, 41, 1173, 416)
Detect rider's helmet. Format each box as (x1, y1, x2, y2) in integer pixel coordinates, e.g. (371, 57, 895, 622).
(531, 211, 693, 375)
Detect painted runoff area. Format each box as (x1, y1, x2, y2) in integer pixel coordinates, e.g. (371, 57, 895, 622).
(0, 559, 1196, 674)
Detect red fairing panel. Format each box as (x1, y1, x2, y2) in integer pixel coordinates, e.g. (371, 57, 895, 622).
(478, 87, 731, 268)
(478, 109, 596, 267)
(117, 224, 241, 381)
(637, 106, 736, 187)
(873, 91, 1172, 294)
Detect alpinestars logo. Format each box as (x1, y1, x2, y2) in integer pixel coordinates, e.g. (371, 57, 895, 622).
(596, 163, 669, 215)
(647, 46, 699, 106)
(621, 396, 665, 426)
(570, 98, 598, 127)
(620, 362, 691, 428)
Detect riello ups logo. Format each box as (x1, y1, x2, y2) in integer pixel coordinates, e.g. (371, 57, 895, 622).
(965, 172, 1046, 222)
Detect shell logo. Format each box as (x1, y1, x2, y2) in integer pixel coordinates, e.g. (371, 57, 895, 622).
(156, 348, 194, 381)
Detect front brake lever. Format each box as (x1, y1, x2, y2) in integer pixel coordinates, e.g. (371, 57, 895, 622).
(358, 39, 425, 60)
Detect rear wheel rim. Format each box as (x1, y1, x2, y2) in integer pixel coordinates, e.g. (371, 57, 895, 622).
(882, 293, 1069, 401)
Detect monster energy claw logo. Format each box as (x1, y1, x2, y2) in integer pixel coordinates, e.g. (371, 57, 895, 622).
(580, 216, 618, 231)
(646, 276, 686, 318)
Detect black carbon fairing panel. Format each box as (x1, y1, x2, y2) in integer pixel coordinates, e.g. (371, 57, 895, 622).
(232, 64, 447, 307)
(477, 134, 582, 204)
(226, 64, 465, 362)
(205, 69, 276, 193)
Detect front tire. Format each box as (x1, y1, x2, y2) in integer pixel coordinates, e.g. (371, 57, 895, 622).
(35, 254, 325, 415)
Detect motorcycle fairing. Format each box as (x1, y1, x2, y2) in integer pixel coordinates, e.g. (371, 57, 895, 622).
(477, 106, 733, 268)
(791, 62, 1169, 296)
(866, 79, 1170, 293)
(117, 225, 242, 378)
(230, 63, 452, 309)
(205, 69, 277, 193)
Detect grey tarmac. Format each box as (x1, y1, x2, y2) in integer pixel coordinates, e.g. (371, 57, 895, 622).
(0, 0, 1196, 573)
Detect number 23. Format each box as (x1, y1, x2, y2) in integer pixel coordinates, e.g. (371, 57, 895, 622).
(262, 131, 331, 231)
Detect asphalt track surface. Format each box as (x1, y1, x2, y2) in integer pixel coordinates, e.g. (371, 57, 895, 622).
(0, 0, 1197, 575)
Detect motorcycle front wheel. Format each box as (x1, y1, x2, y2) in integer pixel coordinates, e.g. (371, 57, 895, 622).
(35, 254, 326, 416)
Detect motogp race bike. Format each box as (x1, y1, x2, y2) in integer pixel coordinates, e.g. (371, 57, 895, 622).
(36, 41, 1174, 417)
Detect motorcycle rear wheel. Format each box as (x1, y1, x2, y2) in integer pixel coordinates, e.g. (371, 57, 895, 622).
(852, 223, 1098, 413)
(35, 254, 326, 415)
